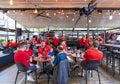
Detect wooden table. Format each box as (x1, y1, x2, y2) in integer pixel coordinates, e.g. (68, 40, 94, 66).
(34, 57, 52, 79)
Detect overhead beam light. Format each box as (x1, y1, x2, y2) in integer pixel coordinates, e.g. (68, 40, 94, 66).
(10, 0, 13, 5)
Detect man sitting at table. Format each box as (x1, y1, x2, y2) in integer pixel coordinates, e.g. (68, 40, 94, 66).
(77, 40, 103, 76)
(38, 41, 51, 58)
(14, 42, 37, 82)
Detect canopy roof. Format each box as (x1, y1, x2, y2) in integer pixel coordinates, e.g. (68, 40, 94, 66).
(0, 0, 120, 28)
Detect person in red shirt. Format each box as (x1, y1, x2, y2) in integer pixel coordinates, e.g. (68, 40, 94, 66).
(45, 37, 50, 45)
(30, 36, 37, 45)
(4, 40, 10, 48)
(25, 44, 33, 57)
(61, 36, 66, 42)
(99, 37, 104, 44)
(53, 36, 59, 47)
(14, 42, 37, 82)
(37, 36, 41, 44)
(77, 40, 103, 76)
(11, 41, 18, 48)
(38, 41, 51, 58)
(84, 36, 90, 49)
(95, 35, 104, 44)
(79, 35, 85, 48)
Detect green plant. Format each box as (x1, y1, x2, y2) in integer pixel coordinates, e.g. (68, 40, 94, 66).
(0, 38, 5, 46)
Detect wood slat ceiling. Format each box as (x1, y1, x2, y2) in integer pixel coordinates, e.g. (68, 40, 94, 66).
(0, 0, 120, 28)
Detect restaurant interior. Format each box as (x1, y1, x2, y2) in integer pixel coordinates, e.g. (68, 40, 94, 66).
(0, 0, 120, 84)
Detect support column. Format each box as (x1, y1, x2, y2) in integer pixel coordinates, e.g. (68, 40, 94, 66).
(87, 15, 90, 36)
(15, 20, 17, 42)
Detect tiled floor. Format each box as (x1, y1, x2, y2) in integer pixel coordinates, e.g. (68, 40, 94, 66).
(0, 64, 120, 84)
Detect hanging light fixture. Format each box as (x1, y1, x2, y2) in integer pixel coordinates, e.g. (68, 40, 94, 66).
(109, 14, 113, 20)
(58, 11, 61, 14)
(97, 9, 102, 14)
(72, 18, 75, 21)
(46, 12, 50, 16)
(54, 13, 56, 16)
(66, 15, 69, 18)
(109, 10, 113, 20)
(34, 9, 38, 14)
(89, 19, 91, 23)
(10, 0, 13, 5)
(119, 12, 120, 15)
(13, 10, 16, 13)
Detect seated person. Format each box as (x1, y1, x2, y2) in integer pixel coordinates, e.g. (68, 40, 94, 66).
(25, 44, 38, 65)
(14, 42, 37, 82)
(4, 40, 10, 48)
(48, 48, 54, 57)
(37, 41, 51, 59)
(77, 40, 103, 76)
(11, 41, 18, 48)
(25, 44, 33, 57)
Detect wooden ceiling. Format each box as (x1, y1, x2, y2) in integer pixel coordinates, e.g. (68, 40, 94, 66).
(0, 0, 120, 28)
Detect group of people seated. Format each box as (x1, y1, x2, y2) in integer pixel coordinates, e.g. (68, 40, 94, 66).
(4, 39, 18, 49)
(79, 35, 104, 49)
(13, 34, 104, 84)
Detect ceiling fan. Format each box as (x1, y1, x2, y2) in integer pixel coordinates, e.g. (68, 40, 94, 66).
(74, 0, 97, 27)
(33, 10, 51, 18)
